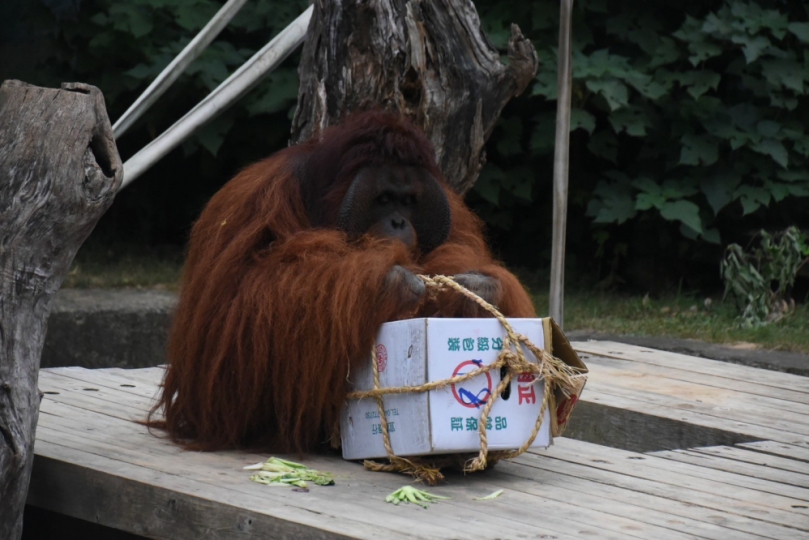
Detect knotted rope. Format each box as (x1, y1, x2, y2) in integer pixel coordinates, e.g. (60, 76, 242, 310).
(346, 275, 586, 485)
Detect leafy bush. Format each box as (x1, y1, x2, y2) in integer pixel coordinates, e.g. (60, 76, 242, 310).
(720, 226, 809, 326)
(3, 0, 808, 291)
(476, 0, 809, 285)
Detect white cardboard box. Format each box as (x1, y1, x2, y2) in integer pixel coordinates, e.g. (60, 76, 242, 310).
(341, 318, 563, 461)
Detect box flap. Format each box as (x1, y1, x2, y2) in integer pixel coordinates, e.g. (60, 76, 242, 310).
(547, 318, 588, 437)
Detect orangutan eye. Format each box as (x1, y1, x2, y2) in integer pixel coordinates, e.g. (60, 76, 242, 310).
(402, 195, 416, 206)
(377, 193, 391, 205)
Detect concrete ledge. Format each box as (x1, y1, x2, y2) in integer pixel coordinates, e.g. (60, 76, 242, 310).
(42, 289, 176, 369)
(42, 289, 809, 377)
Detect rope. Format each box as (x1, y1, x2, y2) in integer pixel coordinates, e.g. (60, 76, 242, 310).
(347, 275, 586, 485)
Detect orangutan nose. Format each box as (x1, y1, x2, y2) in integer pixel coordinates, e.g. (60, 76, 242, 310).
(391, 218, 406, 229)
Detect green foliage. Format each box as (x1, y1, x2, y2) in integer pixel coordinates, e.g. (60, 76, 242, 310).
(476, 0, 809, 259)
(720, 227, 809, 326)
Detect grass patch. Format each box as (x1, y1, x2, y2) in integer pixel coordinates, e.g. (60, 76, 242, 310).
(531, 288, 809, 354)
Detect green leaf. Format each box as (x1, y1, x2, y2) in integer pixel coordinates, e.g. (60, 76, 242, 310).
(570, 109, 596, 134)
(689, 41, 722, 66)
(736, 186, 772, 215)
(731, 34, 770, 64)
(649, 37, 680, 68)
(176, 3, 216, 31)
(701, 173, 741, 215)
(761, 59, 805, 94)
(636, 192, 665, 211)
(660, 200, 703, 234)
(678, 71, 721, 100)
(756, 120, 781, 138)
(195, 115, 235, 157)
(589, 177, 636, 224)
(680, 134, 719, 166)
(787, 185, 809, 196)
(585, 79, 629, 111)
(592, 195, 637, 224)
(788, 22, 809, 43)
(750, 139, 789, 168)
(794, 137, 809, 158)
(770, 182, 790, 202)
(124, 63, 154, 80)
(246, 69, 299, 116)
(587, 130, 618, 163)
(702, 228, 721, 244)
(609, 107, 648, 137)
(532, 70, 557, 100)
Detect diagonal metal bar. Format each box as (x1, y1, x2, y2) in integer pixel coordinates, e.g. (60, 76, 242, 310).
(549, 0, 574, 329)
(112, 0, 249, 138)
(122, 5, 313, 188)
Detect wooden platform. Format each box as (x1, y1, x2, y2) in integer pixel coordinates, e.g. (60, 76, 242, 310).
(30, 342, 809, 539)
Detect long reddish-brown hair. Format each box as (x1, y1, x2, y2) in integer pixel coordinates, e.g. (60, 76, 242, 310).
(147, 111, 535, 452)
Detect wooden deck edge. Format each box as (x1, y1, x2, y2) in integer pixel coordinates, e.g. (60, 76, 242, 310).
(564, 400, 762, 453)
(27, 455, 355, 540)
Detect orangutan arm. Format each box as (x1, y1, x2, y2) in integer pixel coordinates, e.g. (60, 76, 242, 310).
(154, 229, 418, 453)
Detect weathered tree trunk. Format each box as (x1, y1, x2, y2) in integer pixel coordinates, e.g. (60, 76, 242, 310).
(291, 0, 538, 194)
(0, 80, 122, 539)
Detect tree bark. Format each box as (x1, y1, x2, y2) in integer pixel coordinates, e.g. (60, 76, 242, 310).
(291, 0, 538, 194)
(0, 80, 122, 539)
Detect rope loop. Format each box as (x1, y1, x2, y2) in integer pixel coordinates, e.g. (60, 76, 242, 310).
(348, 274, 585, 485)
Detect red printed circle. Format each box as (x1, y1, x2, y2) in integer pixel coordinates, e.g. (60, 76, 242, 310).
(376, 344, 388, 373)
(451, 360, 492, 409)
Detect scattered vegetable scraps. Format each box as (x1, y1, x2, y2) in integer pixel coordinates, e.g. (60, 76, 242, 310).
(474, 489, 504, 501)
(244, 457, 334, 488)
(385, 486, 450, 509)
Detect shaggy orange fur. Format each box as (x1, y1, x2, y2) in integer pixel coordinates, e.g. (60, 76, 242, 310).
(147, 112, 535, 452)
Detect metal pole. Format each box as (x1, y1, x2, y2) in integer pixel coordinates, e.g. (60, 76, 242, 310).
(549, 0, 574, 329)
(122, 5, 313, 188)
(112, 0, 249, 138)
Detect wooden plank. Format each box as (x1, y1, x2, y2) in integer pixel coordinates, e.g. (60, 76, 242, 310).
(498, 458, 781, 540)
(35, 415, 678, 540)
(580, 354, 808, 415)
(564, 400, 758, 453)
(739, 441, 809, 463)
(33, 385, 619, 540)
(572, 341, 809, 396)
(518, 452, 809, 539)
(472, 464, 767, 540)
(34, 415, 544, 540)
(31, 441, 398, 540)
(650, 449, 809, 493)
(579, 384, 801, 445)
(687, 446, 809, 478)
(35, 410, 559, 540)
(34, 422, 576, 537)
(533, 439, 809, 531)
(33, 365, 809, 539)
(584, 377, 809, 439)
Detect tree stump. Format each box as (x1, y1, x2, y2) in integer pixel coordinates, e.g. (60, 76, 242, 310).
(0, 80, 122, 539)
(291, 0, 538, 194)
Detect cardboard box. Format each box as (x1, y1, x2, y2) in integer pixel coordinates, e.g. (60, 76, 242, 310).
(340, 317, 587, 461)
